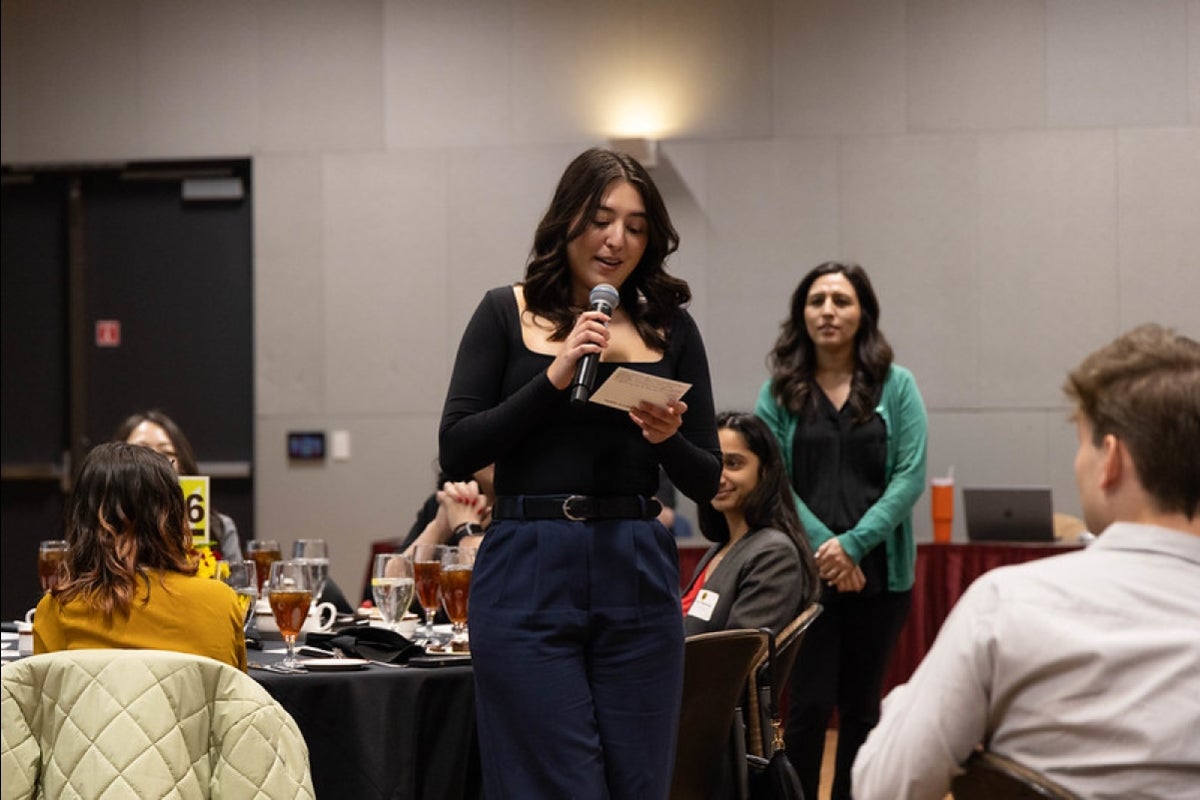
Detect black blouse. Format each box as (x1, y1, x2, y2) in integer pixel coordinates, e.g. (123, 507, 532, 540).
(792, 389, 889, 586)
(439, 287, 721, 504)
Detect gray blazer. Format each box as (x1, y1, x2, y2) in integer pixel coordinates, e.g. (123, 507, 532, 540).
(682, 527, 808, 637)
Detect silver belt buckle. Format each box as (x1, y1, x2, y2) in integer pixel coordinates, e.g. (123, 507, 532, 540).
(562, 495, 587, 521)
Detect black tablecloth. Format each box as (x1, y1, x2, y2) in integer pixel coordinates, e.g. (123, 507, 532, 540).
(251, 650, 481, 800)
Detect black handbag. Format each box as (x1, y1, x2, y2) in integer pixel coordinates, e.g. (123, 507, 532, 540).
(747, 630, 805, 800)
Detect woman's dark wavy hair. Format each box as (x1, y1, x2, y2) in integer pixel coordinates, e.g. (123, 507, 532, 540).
(768, 262, 893, 423)
(52, 441, 196, 618)
(697, 412, 820, 609)
(522, 147, 688, 350)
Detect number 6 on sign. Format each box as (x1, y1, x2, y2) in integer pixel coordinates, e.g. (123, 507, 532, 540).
(179, 475, 211, 549)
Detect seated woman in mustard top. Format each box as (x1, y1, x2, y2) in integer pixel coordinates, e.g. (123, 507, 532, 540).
(33, 442, 247, 671)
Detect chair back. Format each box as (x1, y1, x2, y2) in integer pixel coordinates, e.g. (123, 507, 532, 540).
(2, 649, 315, 799)
(951, 750, 1081, 800)
(670, 628, 768, 800)
(744, 602, 823, 757)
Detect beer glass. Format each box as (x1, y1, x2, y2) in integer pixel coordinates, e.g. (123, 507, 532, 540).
(267, 559, 314, 669)
(38, 540, 69, 592)
(439, 546, 476, 652)
(410, 544, 446, 645)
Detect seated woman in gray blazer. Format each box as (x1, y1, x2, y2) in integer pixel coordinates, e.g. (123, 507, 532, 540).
(682, 412, 819, 636)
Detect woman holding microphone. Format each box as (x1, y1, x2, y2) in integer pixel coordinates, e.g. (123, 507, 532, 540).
(439, 148, 720, 799)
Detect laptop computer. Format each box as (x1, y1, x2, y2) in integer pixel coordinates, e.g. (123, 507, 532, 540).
(962, 486, 1056, 543)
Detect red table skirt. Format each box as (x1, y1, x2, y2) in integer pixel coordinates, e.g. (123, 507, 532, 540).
(882, 541, 1082, 695)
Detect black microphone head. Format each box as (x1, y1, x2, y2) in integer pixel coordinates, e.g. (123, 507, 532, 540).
(589, 283, 620, 311)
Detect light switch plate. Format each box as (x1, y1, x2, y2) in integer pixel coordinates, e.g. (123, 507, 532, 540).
(331, 430, 351, 461)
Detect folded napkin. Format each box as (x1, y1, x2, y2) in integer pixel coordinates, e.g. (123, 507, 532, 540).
(307, 625, 422, 664)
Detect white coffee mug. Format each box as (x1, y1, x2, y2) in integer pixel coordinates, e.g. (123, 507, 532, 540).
(23, 608, 35, 624)
(256, 600, 338, 637)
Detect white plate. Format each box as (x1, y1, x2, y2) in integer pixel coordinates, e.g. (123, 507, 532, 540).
(1, 632, 18, 642)
(301, 658, 370, 672)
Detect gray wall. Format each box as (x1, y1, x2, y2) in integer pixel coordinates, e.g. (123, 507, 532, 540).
(4, 0, 1198, 600)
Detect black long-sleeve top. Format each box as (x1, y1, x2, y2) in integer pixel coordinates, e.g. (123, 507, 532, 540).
(439, 286, 721, 504)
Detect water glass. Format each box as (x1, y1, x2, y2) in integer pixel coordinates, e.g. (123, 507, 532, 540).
(292, 538, 330, 600)
(372, 553, 415, 633)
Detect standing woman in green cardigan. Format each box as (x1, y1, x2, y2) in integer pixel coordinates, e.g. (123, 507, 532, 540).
(755, 261, 927, 800)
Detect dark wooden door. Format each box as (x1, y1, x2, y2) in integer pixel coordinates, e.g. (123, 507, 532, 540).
(1, 160, 254, 620)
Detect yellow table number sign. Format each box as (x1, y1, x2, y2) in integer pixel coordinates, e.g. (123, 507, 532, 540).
(179, 475, 211, 549)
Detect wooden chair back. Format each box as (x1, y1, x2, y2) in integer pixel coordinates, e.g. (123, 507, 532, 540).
(669, 628, 769, 800)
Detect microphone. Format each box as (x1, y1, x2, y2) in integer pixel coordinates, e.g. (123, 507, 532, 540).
(569, 283, 620, 406)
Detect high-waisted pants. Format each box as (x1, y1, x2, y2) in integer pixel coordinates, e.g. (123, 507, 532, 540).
(468, 516, 685, 800)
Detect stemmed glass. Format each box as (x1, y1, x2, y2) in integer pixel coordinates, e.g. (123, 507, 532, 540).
(292, 539, 330, 601)
(267, 559, 314, 670)
(216, 562, 258, 633)
(372, 553, 415, 633)
(439, 546, 476, 652)
(38, 539, 69, 592)
(410, 544, 446, 645)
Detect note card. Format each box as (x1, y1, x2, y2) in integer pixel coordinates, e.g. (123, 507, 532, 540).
(588, 367, 691, 412)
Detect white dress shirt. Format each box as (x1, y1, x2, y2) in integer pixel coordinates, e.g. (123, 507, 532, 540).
(852, 522, 1200, 800)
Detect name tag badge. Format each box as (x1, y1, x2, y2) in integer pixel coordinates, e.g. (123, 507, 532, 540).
(688, 589, 719, 621)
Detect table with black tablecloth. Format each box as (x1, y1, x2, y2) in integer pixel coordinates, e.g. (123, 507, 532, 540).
(251, 650, 481, 800)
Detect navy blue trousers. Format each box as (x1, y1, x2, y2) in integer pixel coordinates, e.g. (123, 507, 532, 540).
(468, 517, 685, 800)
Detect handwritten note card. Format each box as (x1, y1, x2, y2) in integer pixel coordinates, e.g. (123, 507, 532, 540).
(588, 367, 692, 412)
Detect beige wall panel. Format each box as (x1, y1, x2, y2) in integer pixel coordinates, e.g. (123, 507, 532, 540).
(257, 0, 384, 153)
(701, 139, 840, 411)
(1190, 1, 1200, 125)
(254, 414, 440, 602)
(976, 131, 1119, 406)
(773, 0, 907, 136)
(255, 155, 326, 417)
(384, 1, 513, 148)
(1116, 128, 1200, 336)
(1047, 0, 1190, 128)
(840, 135, 980, 408)
(322, 151, 449, 415)
(0, 0, 141, 161)
(138, 1, 260, 158)
(510, 0, 771, 143)
(445, 144, 586, 345)
(907, 0, 1045, 132)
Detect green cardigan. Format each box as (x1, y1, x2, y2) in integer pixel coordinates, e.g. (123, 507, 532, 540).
(755, 365, 928, 592)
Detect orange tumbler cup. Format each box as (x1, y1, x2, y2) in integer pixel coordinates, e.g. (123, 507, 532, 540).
(931, 478, 954, 543)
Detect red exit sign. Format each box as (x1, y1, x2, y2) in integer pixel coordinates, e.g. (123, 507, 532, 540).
(95, 320, 121, 347)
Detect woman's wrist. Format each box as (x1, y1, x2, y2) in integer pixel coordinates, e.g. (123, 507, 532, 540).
(451, 521, 483, 544)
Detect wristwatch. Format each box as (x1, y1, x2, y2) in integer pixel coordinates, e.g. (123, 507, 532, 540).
(451, 522, 483, 544)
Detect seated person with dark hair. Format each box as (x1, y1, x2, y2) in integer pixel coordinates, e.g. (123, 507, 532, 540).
(682, 412, 819, 636)
(34, 442, 247, 670)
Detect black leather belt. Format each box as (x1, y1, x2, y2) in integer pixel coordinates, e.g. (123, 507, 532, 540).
(493, 495, 663, 522)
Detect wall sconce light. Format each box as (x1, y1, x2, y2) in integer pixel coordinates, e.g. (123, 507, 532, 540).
(609, 137, 659, 169)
